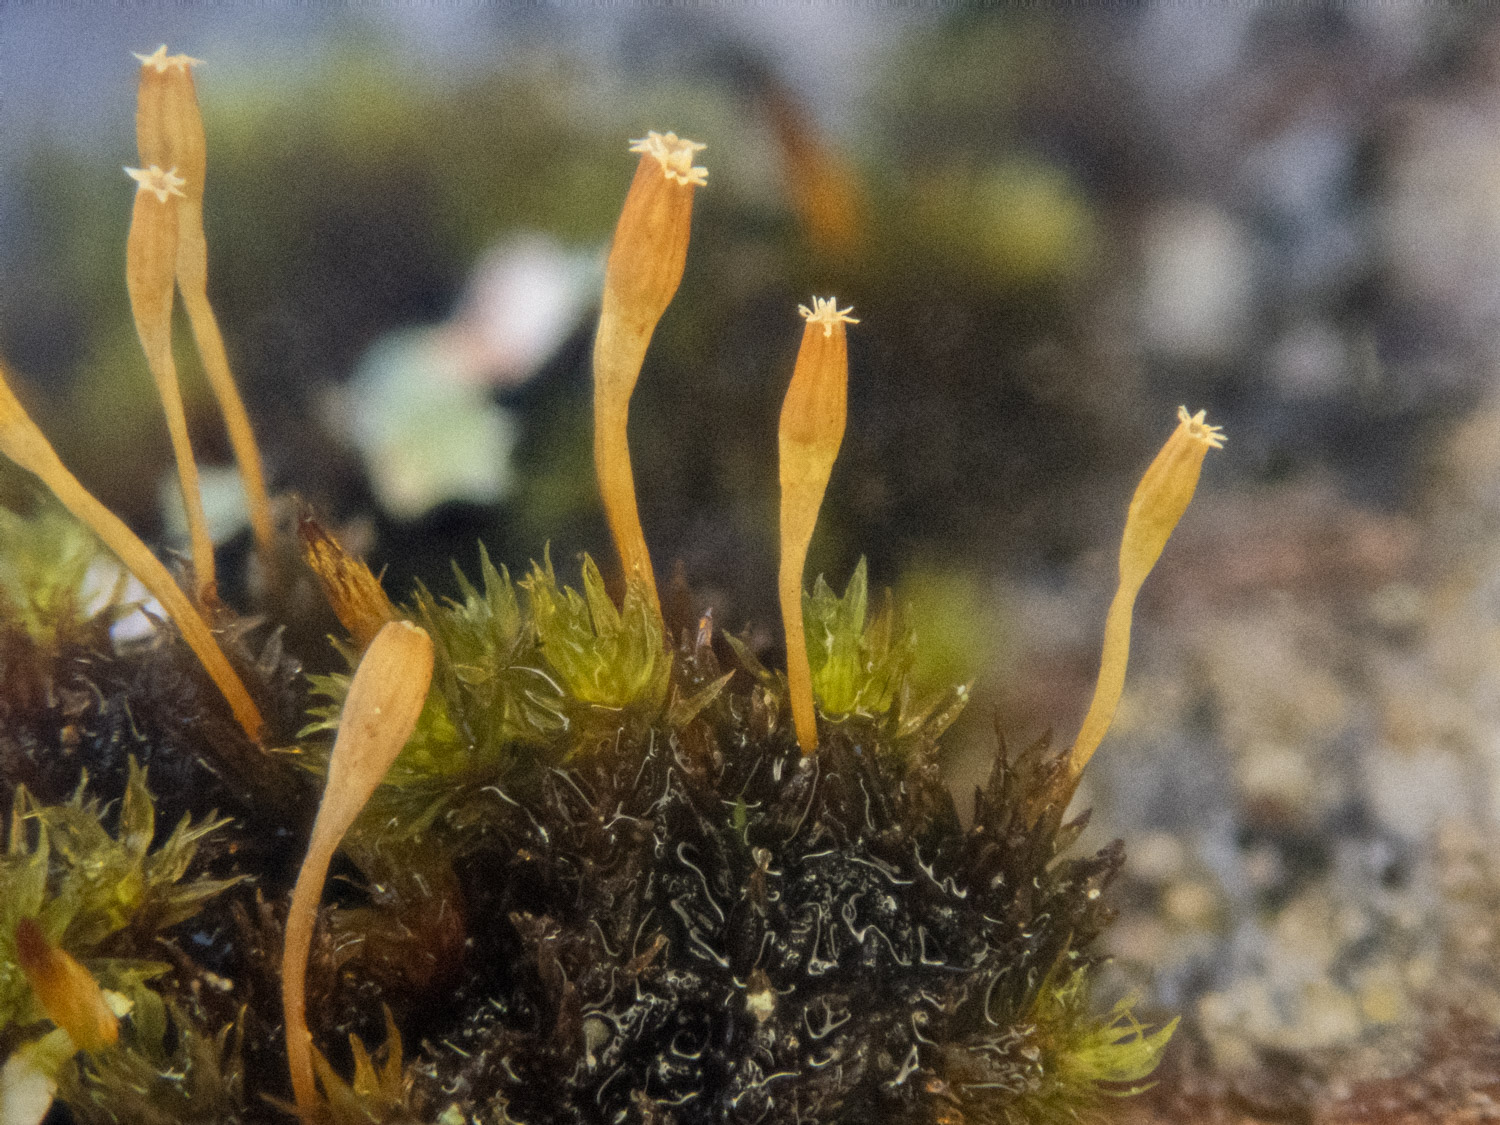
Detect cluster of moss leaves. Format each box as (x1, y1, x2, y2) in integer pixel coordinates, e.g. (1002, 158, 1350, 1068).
(0, 536, 1173, 1125)
(731, 558, 971, 746)
(302, 548, 675, 854)
(0, 760, 246, 1123)
(282, 550, 1173, 1125)
(0, 506, 132, 653)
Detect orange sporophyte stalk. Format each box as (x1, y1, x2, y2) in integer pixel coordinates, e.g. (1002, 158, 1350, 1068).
(0, 362, 265, 742)
(1066, 406, 1225, 785)
(778, 297, 858, 754)
(593, 131, 707, 617)
(14, 918, 119, 1053)
(134, 46, 276, 570)
(282, 619, 434, 1115)
(125, 161, 218, 603)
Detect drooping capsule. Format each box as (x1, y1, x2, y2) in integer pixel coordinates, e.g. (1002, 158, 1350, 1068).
(282, 620, 434, 1114)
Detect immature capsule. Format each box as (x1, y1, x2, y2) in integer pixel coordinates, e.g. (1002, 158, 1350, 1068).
(779, 297, 859, 754)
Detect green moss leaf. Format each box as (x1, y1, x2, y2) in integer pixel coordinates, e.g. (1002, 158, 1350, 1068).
(524, 552, 670, 713)
(0, 506, 134, 651)
(59, 987, 246, 1125)
(0, 763, 238, 1044)
(803, 558, 969, 742)
(1032, 966, 1177, 1107)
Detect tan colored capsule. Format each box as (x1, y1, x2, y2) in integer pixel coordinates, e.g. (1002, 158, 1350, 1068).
(126, 164, 217, 602)
(14, 919, 119, 1053)
(0, 362, 264, 742)
(593, 132, 707, 615)
(779, 297, 858, 754)
(282, 620, 434, 1114)
(1066, 406, 1225, 783)
(134, 47, 204, 186)
(134, 47, 276, 566)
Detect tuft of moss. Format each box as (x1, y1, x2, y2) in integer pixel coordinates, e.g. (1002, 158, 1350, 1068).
(0, 759, 239, 1025)
(265, 552, 1159, 1125)
(0, 51, 1197, 1125)
(57, 988, 246, 1125)
(0, 761, 246, 1121)
(0, 506, 129, 654)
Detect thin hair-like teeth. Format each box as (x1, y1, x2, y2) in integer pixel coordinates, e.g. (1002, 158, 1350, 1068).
(125, 164, 187, 203)
(134, 44, 202, 72)
(798, 297, 859, 337)
(629, 131, 708, 186)
(1177, 405, 1226, 449)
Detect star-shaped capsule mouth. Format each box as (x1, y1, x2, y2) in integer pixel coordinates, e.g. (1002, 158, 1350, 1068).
(629, 131, 708, 187)
(133, 44, 201, 72)
(798, 297, 859, 337)
(125, 164, 186, 203)
(1177, 405, 1227, 449)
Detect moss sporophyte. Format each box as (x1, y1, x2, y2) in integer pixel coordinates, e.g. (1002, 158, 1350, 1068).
(0, 50, 1218, 1125)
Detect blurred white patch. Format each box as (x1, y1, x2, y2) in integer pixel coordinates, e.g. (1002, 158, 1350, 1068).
(1366, 743, 1471, 841)
(79, 556, 161, 645)
(1380, 99, 1500, 329)
(158, 463, 252, 546)
(335, 327, 518, 521)
(457, 235, 600, 389)
(333, 234, 599, 521)
(0, 1028, 75, 1125)
(1140, 201, 1254, 364)
(0, 1054, 55, 1125)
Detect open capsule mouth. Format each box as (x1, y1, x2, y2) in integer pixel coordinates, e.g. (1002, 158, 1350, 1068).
(629, 130, 709, 186)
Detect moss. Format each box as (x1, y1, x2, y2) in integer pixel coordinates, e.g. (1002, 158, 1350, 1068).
(57, 988, 246, 1125)
(0, 506, 128, 654)
(0, 537, 1175, 1123)
(0, 51, 1196, 1125)
(0, 761, 245, 1120)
